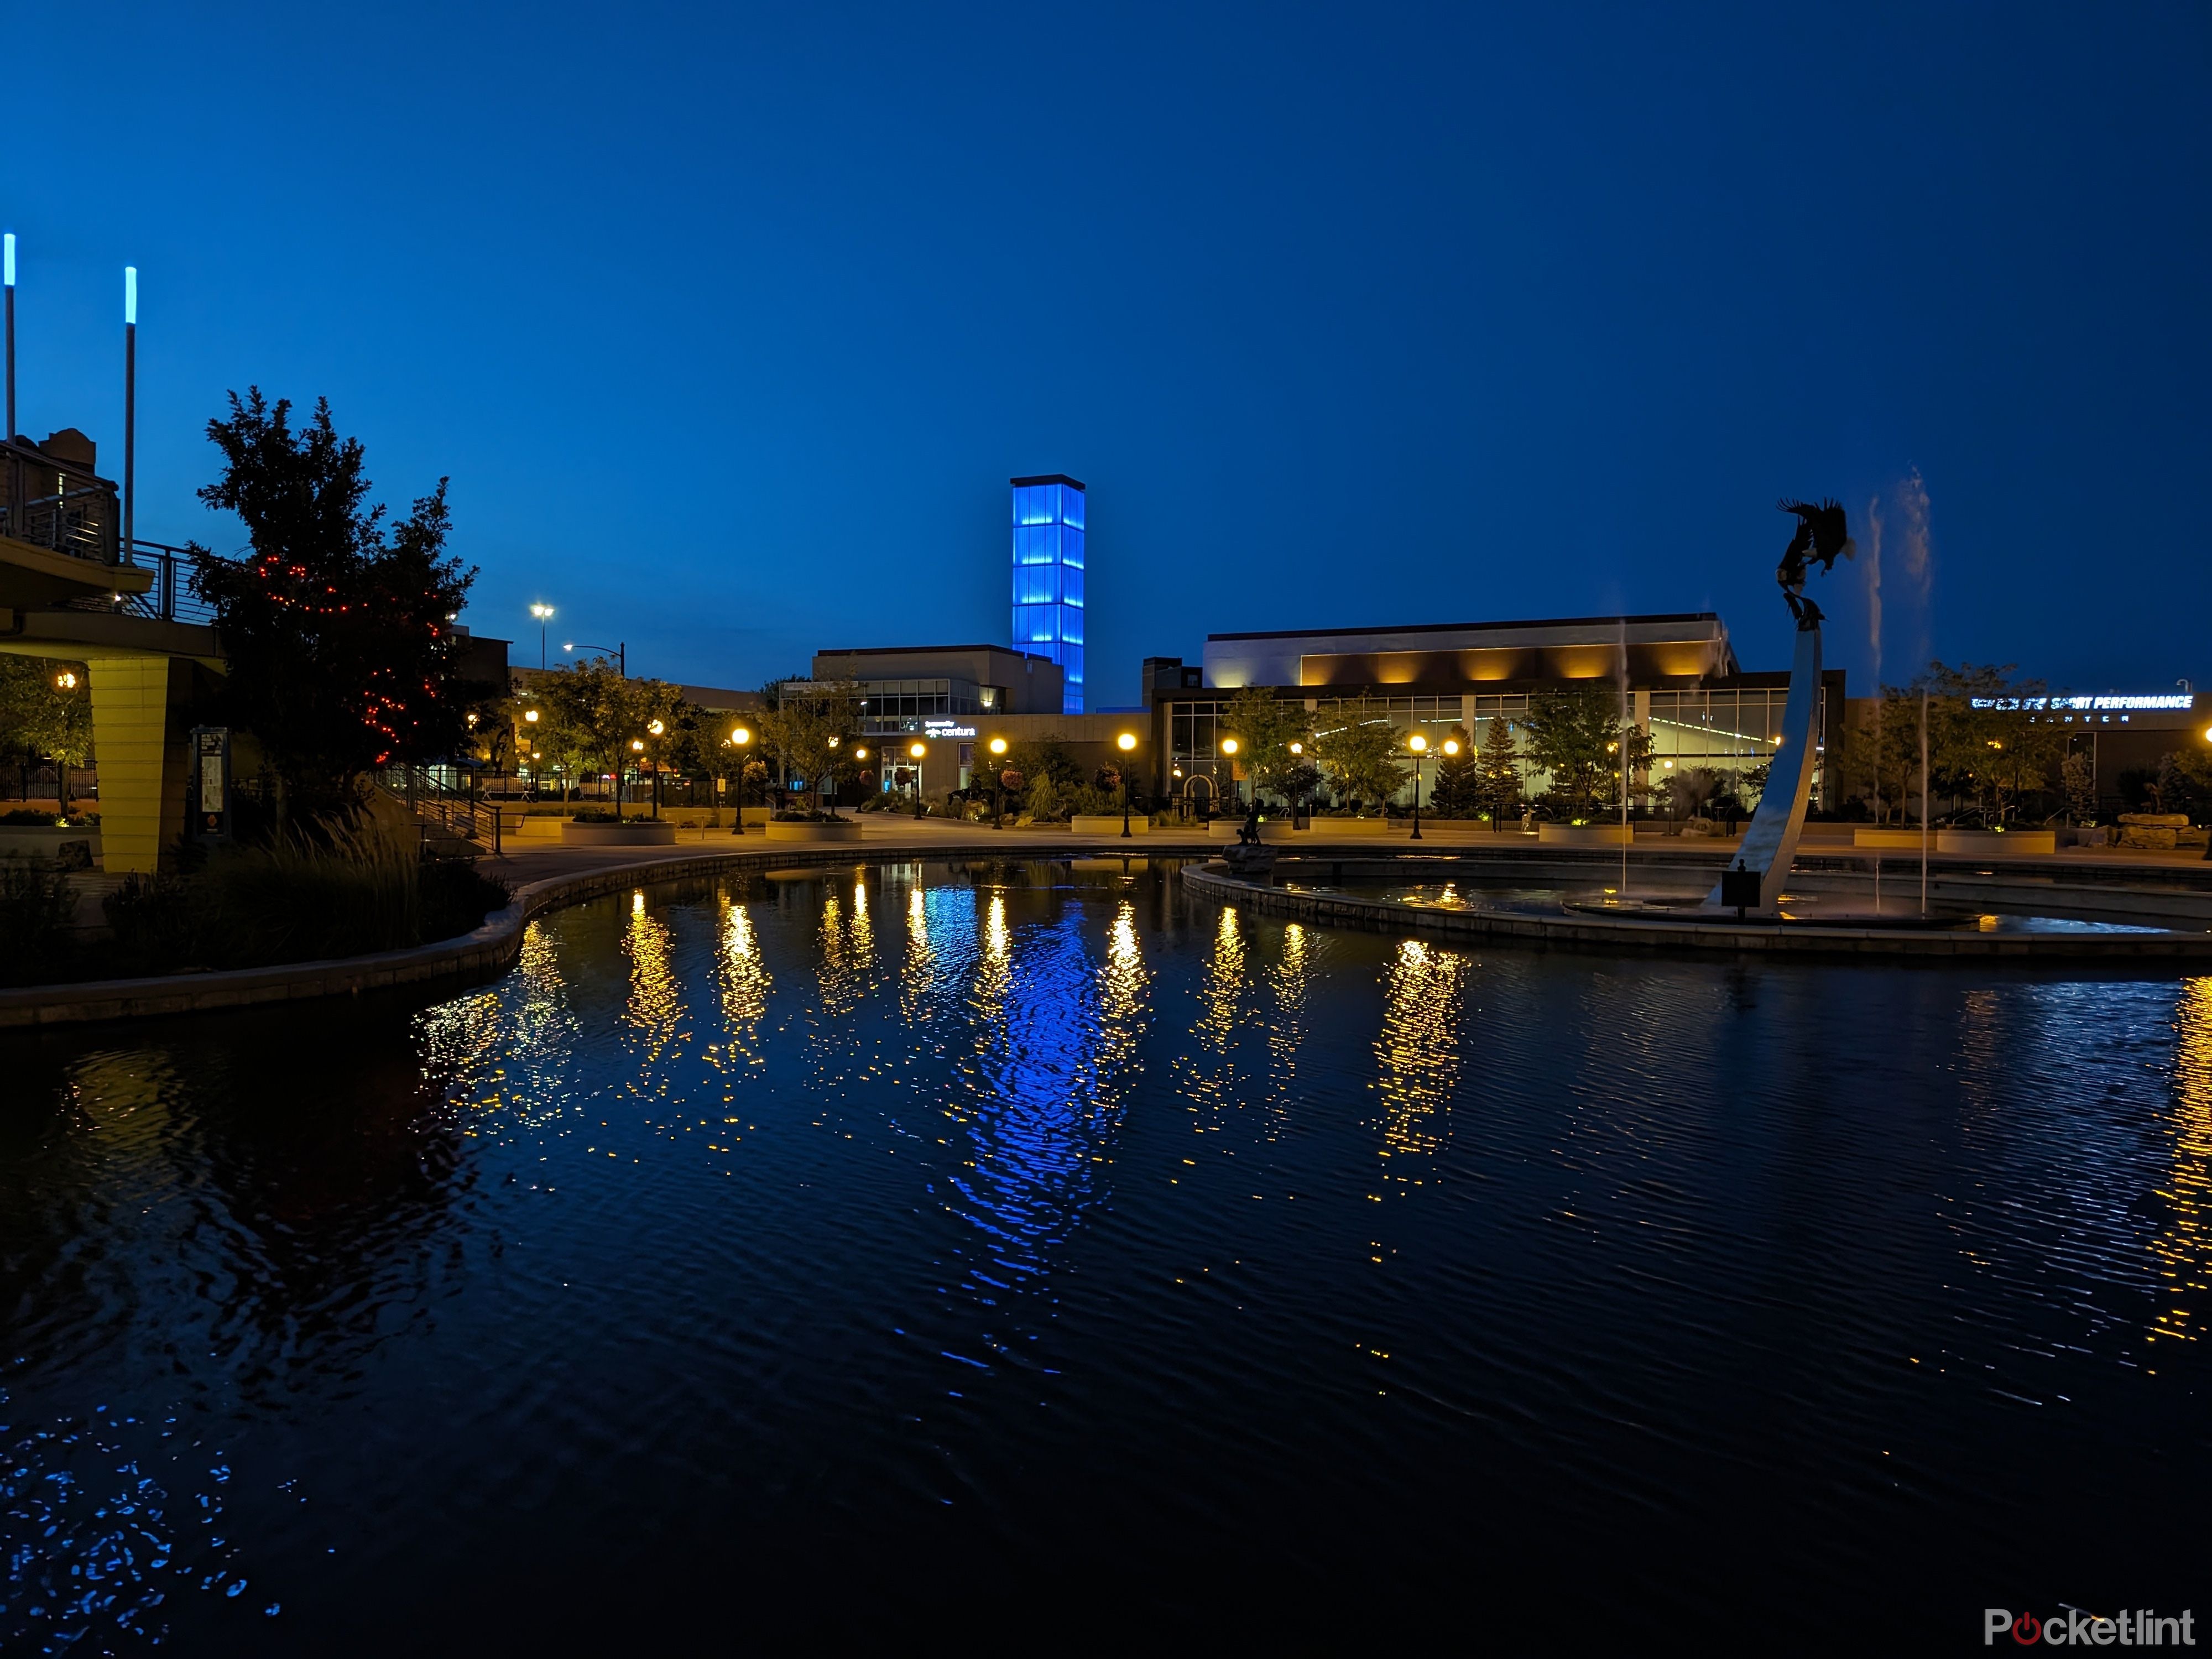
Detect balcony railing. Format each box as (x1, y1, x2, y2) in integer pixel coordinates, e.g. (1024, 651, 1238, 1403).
(1, 437, 121, 566)
(52, 540, 217, 625)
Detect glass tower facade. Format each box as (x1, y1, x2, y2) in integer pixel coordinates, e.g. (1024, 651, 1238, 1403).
(1011, 474, 1084, 714)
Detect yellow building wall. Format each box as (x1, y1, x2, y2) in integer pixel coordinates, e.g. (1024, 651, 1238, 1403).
(86, 655, 187, 873)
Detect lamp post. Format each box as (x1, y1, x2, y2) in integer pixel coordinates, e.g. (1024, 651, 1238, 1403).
(1288, 739, 1306, 826)
(908, 740, 927, 820)
(530, 603, 555, 670)
(1117, 731, 1138, 838)
(646, 718, 666, 818)
(988, 735, 1008, 828)
(123, 267, 135, 563)
(1220, 736, 1240, 815)
(563, 640, 625, 677)
(727, 726, 752, 833)
(851, 745, 867, 820)
(1407, 732, 1428, 840)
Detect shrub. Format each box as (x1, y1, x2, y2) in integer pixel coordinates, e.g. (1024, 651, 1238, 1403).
(0, 856, 80, 986)
(420, 859, 514, 941)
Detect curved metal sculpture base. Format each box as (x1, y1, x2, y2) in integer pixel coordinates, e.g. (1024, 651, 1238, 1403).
(1706, 620, 1821, 915)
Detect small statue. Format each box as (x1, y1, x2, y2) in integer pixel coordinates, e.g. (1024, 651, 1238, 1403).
(1776, 498, 1854, 629)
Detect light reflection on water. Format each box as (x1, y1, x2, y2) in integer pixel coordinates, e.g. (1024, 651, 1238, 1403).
(3, 862, 2210, 1647)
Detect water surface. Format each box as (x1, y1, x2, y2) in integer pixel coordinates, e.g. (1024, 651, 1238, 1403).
(3, 859, 2206, 1647)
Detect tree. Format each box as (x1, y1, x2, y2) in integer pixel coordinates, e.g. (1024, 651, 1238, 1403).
(755, 681, 860, 814)
(2060, 750, 2098, 825)
(1310, 701, 1407, 811)
(1220, 687, 1312, 805)
(1922, 661, 2066, 825)
(188, 390, 478, 826)
(1521, 686, 1630, 816)
(1474, 714, 1521, 825)
(1005, 732, 1084, 806)
(536, 657, 680, 819)
(0, 656, 93, 815)
(1665, 765, 1725, 820)
(1428, 724, 1482, 816)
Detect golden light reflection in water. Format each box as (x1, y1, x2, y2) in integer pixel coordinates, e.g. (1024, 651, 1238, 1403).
(1262, 921, 1311, 1138)
(1180, 902, 1250, 1126)
(713, 895, 773, 1068)
(1375, 936, 1466, 1168)
(2151, 976, 2212, 1346)
(622, 894, 685, 1098)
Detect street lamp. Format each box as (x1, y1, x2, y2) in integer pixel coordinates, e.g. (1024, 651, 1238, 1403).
(1117, 731, 1138, 838)
(1220, 735, 1240, 815)
(1407, 732, 1429, 841)
(908, 740, 927, 820)
(54, 671, 76, 690)
(530, 603, 554, 670)
(987, 736, 1009, 826)
(562, 640, 625, 677)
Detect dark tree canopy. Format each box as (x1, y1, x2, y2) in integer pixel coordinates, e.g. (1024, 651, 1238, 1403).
(189, 390, 478, 818)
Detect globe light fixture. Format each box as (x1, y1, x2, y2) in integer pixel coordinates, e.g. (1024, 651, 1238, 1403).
(988, 736, 1008, 756)
(1408, 733, 1428, 754)
(647, 719, 664, 737)
(731, 727, 751, 745)
(54, 671, 76, 690)
(1288, 742, 1302, 755)
(1407, 732, 1428, 839)
(524, 708, 539, 723)
(1220, 737, 1238, 756)
(1442, 738, 1460, 756)
(630, 739, 645, 752)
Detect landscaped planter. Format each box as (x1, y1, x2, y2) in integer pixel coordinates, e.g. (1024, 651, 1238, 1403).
(0, 827, 102, 862)
(1070, 815, 1150, 837)
(1538, 823, 1632, 846)
(1282, 817, 1400, 841)
(764, 820, 864, 843)
(561, 820, 678, 847)
(1936, 829, 2056, 856)
(1852, 828, 1927, 850)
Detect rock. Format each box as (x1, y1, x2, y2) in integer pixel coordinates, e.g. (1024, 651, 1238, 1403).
(2119, 812, 2192, 827)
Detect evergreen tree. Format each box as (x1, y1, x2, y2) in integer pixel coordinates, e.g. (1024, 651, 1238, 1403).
(1474, 714, 1520, 823)
(1428, 724, 1481, 816)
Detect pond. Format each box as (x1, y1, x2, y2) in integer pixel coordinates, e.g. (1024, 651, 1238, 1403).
(3, 858, 2207, 1648)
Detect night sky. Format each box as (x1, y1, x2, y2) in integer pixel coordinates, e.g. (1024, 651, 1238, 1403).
(9, 3, 2206, 705)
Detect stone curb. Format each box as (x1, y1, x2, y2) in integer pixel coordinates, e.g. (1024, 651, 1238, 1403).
(1181, 861, 2212, 960)
(0, 840, 1210, 1031)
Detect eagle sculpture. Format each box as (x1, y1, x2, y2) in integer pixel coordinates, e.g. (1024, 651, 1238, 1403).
(1775, 497, 1854, 627)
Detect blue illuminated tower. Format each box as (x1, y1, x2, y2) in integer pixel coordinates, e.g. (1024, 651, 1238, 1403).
(1010, 473, 1084, 714)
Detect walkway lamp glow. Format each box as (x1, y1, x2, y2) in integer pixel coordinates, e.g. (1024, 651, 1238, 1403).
(908, 740, 927, 820)
(1117, 731, 1138, 838)
(1407, 732, 1428, 841)
(55, 670, 76, 690)
(1219, 736, 1241, 812)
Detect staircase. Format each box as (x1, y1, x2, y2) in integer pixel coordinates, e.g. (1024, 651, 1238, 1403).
(377, 765, 501, 859)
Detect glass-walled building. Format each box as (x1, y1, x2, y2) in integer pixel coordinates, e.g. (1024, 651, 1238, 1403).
(1147, 614, 1841, 815)
(1011, 474, 1085, 715)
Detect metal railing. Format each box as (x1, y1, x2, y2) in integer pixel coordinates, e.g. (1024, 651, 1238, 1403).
(377, 764, 501, 858)
(2, 437, 120, 565)
(52, 539, 217, 625)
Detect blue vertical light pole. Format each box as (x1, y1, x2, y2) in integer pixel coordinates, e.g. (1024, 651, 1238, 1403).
(4, 233, 15, 440)
(123, 267, 137, 561)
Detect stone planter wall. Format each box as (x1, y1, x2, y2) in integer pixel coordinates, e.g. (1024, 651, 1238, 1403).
(763, 820, 863, 843)
(1538, 823, 1633, 846)
(1069, 815, 1150, 836)
(561, 820, 678, 847)
(1935, 829, 2057, 856)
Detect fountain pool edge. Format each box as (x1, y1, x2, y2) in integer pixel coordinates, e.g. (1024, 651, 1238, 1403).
(1182, 860, 2212, 960)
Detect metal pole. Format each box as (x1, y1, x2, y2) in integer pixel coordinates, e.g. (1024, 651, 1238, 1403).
(1920, 687, 1929, 917)
(1410, 763, 1422, 839)
(1121, 765, 1132, 838)
(123, 269, 136, 561)
(4, 232, 14, 440)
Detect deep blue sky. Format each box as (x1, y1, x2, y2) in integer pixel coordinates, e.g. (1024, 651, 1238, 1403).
(11, 2, 2208, 703)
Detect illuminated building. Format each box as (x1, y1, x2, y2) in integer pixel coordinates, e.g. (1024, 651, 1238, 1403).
(1011, 473, 1085, 714)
